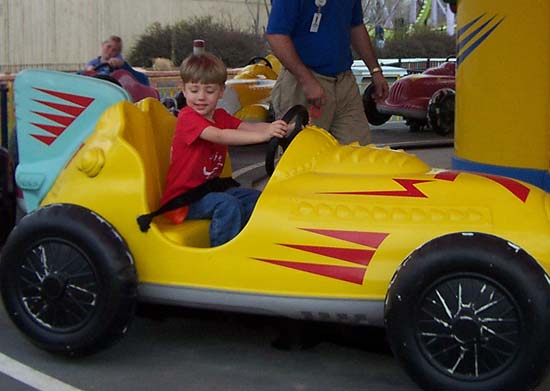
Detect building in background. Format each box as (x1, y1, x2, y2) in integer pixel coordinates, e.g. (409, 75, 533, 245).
(0, 0, 271, 73)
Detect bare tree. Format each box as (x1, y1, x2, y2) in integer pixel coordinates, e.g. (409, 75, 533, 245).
(243, 0, 410, 34)
(362, 0, 410, 28)
(245, 0, 271, 35)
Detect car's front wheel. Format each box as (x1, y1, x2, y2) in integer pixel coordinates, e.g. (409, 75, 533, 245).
(385, 233, 550, 391)
(0, 204, 137, 356)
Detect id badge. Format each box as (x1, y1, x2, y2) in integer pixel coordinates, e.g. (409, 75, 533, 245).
(310, 13, 322, 33)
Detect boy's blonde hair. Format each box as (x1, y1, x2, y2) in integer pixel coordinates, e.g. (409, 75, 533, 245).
(179, 52, 227, 86)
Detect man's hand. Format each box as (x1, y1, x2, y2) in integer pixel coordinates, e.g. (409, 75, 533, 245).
(302, 77, 327, 107)
(371, 72, 389, 101)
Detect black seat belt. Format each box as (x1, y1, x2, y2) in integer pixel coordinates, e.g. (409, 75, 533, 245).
(137, 176, 240, 232)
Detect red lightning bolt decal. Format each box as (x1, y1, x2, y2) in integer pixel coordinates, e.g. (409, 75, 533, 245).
(324, 178, 432, 198)
(434, 171, 460, 181)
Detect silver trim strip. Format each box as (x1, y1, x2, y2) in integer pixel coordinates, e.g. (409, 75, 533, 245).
(138, 283, 385, 327)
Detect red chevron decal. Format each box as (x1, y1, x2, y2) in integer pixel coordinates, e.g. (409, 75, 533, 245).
(279, 244, 375, 266)
(253, 230, 389, 284)
(434, 170, 529, 202)
(253, 258, 366, 285)
(478, 173, 530, 202)
(29, 88, 94, 146)
(34, 88, 94, 107)
(30, 134, 57, 145)
(300, 228, 388, 248)
(30, 123, 66, 136)
(32, 111, 75, 127)
(33, 99, 87, 117)
(325, 178, 432, 198)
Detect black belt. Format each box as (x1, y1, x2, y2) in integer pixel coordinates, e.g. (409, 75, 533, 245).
(137, 176, 240, 232)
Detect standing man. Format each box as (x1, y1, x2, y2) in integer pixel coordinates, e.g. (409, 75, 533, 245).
(266, 0, 389, 145)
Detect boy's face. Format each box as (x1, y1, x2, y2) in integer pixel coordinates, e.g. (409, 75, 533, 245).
(182, 83, 224, 120)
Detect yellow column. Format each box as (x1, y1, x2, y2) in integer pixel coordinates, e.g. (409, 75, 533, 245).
(453, 0, 550, 189)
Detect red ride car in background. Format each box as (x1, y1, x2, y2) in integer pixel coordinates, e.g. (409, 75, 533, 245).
(363, 61, 456, 135)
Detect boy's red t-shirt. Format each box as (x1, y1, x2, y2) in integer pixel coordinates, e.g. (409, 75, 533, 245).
(161, 106, 242, 223)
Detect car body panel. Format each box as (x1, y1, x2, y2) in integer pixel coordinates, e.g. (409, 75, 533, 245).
(35, 82, 550, 309)
(377, 73, 455, 118)
(14, 70, 130, 211)
(1, 69, 544, 332)
(372, 61, 455, 124)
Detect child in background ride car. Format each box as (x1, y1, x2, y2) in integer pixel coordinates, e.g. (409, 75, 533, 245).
(85, 35, 124, 75)
(160, 51, 288, 247)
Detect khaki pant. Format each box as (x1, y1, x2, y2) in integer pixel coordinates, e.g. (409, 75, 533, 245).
(271, 68, 371, 145)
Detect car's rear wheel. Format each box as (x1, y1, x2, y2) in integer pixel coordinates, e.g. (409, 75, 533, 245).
(428, 88, 455, 136)
(385, 233, 550, 391)
(362, 84, 391, 126)
(0, 204, 137, 356)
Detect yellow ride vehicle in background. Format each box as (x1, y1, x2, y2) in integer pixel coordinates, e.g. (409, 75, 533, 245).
(1, 69, 550, 391)
(219, 55, 280, 122)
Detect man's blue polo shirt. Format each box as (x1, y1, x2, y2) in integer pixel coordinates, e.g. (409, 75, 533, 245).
(266, 0, 364, 77)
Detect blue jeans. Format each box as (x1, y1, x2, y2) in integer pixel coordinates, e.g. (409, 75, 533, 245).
(186, 187, 261, 247)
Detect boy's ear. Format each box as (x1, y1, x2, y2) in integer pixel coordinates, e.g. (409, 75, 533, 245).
(181, 86, 188, 99)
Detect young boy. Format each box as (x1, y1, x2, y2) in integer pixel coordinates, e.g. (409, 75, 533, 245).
(160, 52, 288, 247)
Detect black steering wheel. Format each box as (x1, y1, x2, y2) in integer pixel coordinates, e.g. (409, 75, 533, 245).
(247, 56, 273, 69)
(265, 105, 309, 176)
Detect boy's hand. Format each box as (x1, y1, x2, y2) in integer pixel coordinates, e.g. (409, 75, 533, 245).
(268, 120, 288, 139)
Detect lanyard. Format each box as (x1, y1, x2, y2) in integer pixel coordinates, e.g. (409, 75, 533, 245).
(315, 0, 327, 10)
(311, 0, 327, 32)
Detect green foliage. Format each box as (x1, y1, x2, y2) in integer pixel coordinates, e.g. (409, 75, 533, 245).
(375, 28, 456, 59)
(127, 16, 268, 68)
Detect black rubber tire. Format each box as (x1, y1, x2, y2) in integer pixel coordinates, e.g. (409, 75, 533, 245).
(265, 105, 309, 176)
(0, 204, 137, 356)
(385, 233, 550, 391)
(362, 84, 391, 126)
(246, 56, 273, 68)
(428, 88, 455, 136)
